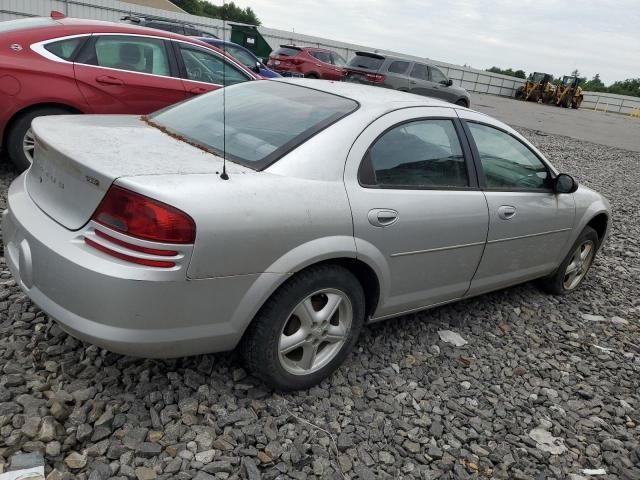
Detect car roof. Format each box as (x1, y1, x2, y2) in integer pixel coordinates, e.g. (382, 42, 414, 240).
(274, 78, 456, 111)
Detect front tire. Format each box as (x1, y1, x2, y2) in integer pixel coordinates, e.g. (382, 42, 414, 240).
(241, 264, 365, 391)
(6, 107, 71, 171)
(538, 226, 599, 295)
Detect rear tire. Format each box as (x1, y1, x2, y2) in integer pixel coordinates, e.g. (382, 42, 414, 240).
(305, 73, 319, 79)
(538, 226, 599, 295)
(241, 264, 365, 391)
(6, 107, 71, 171)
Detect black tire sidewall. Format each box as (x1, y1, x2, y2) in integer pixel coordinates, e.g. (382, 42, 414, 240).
(7, 108, 69, 171)
(542, 226, 599, 294)
(243, 265, 365, 391)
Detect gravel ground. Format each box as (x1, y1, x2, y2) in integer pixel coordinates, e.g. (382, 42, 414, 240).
(0, 130, 638, 480)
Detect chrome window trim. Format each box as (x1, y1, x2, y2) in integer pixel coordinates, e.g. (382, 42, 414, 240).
(30, 32, 251, 85)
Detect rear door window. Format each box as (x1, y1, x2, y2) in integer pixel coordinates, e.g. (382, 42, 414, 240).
(331, 52, 347, 66)
(83, 36, 171, 76)
(44, 37, 84, 60)
(310, 51, 332, 64)
(410, 63, 429, 81)
(226, 45, 258, 69)
(360, 119, 468, 188)
(387, 61, 409, 74)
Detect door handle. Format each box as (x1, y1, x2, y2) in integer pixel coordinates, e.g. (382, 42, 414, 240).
(189, 86, 209, 94)
(368, 209, 399, 227)
(409, 80, 417, 85)
(96, 75, 124, 86)
(497, 205, 517, 220)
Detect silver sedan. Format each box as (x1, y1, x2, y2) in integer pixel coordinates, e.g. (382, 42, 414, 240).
(3, 79, 611, 390)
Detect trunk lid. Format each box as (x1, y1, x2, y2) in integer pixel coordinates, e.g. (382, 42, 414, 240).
(27, 115, 249, 230)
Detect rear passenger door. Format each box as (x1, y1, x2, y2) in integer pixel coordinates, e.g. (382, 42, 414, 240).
(458, 110, 575, 295)
(344, 108, 488, 318)
(173, 42, 252, 96)
(73, 34, 186, 114)
(384, 60, 410, 91)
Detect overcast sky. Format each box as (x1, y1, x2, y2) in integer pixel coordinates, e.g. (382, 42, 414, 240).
(221, 0, 638, 85)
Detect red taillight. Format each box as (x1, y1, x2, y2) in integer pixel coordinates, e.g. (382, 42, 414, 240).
(291, 58, 304, 65)
(365, 73, 386, 83)
(92, 186, 195, 244)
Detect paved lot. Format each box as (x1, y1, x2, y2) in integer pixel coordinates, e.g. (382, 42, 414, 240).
(0, 124, 639, 479)
(471, 93, 640, 153)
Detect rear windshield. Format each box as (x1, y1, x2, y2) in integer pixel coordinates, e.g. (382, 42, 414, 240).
(149, 81, 359, 170)
(348, 53, 385, 70)
(273, 47, 301, 57)
(0, 18, 56, 33)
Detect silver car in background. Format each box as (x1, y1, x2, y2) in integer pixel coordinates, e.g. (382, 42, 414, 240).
(3, 79, 610, 390)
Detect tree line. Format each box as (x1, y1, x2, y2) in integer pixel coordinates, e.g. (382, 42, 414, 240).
(168, 0, 261, 25)
(487, 67, 640, 97)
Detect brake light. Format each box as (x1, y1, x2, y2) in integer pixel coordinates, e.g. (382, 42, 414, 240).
(366, 73, 386, 83)
(291, 58, 304, 65)
(91, 186, 195, 244)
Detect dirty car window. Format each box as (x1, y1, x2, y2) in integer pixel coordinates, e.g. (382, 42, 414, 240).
(148, 81, 358, 170)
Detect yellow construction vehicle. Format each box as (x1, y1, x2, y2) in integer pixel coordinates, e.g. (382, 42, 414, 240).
(552, 75, 584, 109)
(515, 72, 555, 103)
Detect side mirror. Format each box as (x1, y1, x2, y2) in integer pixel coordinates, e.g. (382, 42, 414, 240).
(554, 173, 578, 193)
(446, 79, 453, 86)
(253, 61, 261, 74)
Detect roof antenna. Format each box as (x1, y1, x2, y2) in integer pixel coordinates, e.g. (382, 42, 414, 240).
(220, 0, 229, 181)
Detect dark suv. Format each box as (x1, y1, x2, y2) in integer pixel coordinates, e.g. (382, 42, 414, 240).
(121, 16, 218, 38)
(344, 52, 470, 107)
(267, 45, 346, 80)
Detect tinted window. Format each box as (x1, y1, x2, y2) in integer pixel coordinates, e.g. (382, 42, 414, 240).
(226, 45, 258, 69)
(90, 36, 170, 76)
(348, 53, 385, 70)
(430, 66, 448, 84)
(184, 27, 201, 36)
(146, 21, 182, 34)
(467, 123, 551, 190)
(273, 47, 301, 57)
(310, 51, 331, 64)
(410, 63, 429, 81)
(149, 81, 358, 169)
(179, 46, 249, 85)
(362, 120, 468, 188)
(44, 37, 83, 60)
(331, 53, 347, 66)
(387, 61, 409, 74)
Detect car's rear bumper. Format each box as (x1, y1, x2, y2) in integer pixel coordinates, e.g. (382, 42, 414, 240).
(3, 173, 280, 358)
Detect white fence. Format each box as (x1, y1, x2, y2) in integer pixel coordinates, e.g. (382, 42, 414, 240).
(1, 0, 638, 110)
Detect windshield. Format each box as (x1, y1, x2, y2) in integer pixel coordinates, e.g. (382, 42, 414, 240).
(347, 53, 384, 70)
(149, 81, 359, 170)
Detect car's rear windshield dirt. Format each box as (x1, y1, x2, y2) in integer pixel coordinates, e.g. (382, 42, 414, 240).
(148, 81, 359, 170)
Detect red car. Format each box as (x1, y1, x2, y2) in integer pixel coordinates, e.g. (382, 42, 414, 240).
(0, 12, 259, 170)
(267, 45, 346, 80)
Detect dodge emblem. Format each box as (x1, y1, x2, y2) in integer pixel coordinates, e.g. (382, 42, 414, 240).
(10, 44, 22, 52)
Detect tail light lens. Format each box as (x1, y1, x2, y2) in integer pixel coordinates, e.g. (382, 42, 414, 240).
(291, 58, 304, 65)
(91, 186, 195, 244)
(366, 73, 386, 83)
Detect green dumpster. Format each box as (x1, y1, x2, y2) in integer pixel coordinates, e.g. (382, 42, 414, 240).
(230, 24, 272, 63)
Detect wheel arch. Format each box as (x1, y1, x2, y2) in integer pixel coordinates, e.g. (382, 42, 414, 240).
(2, 102, 83, 149)
(587, 212, 609, 245)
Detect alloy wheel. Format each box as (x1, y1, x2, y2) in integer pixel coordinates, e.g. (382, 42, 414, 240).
(22, 127, 35, 164)
(563, 240, 595, 290)
(278, 289, 352, 375)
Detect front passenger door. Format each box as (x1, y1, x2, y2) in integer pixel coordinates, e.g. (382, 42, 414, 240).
(460, 112, 575, 295)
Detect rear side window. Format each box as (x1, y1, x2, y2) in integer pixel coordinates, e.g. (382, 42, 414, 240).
(273, 47, 301, 57)
(44, 37, 83, 60)
(348, 54, 385, 70)
(149, 81, 359, 169)
(87, 36, 171, 76)
(331, 53, 346, 67)
(387, 61, 409, 74)
(361, 119, 468, 188)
